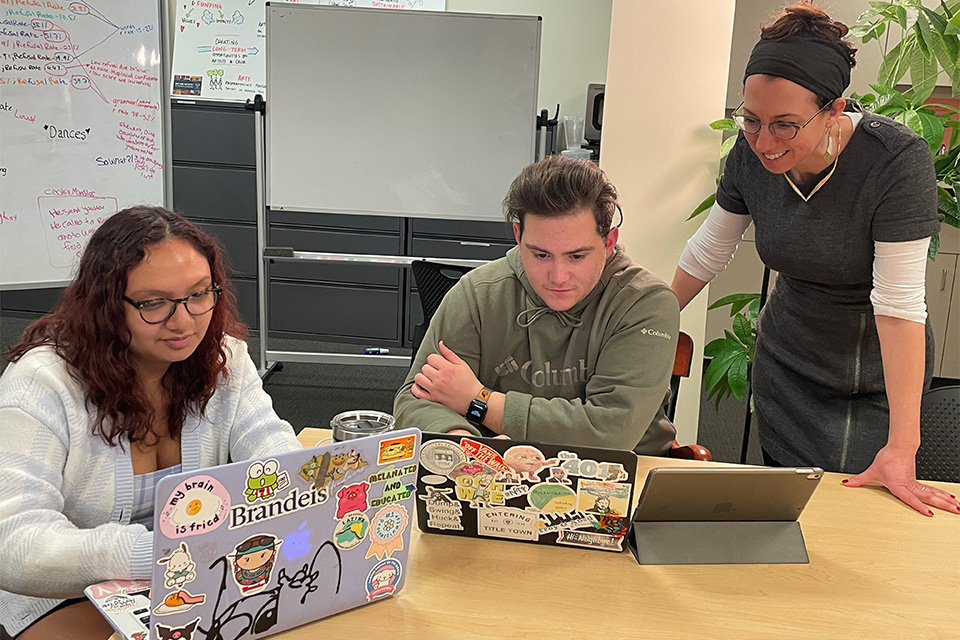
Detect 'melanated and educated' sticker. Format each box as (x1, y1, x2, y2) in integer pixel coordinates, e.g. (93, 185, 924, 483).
(420, 439, 467, 476)
(158, 475, 231, 539)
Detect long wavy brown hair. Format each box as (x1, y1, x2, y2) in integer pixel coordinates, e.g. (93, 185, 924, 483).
(6, 206, 248, 446)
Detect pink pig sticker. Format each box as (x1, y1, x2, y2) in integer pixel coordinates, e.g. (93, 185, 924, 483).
(336, 482, 370, 519)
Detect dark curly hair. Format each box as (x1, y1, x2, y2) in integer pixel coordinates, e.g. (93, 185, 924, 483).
(760, 2, 858, 107)
(6, 206, 248, 446)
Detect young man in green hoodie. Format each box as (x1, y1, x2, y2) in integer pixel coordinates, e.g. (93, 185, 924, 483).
(393, 156, 681, 455)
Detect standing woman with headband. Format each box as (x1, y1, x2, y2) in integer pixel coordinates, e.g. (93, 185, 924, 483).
(672, 2, 960, 516)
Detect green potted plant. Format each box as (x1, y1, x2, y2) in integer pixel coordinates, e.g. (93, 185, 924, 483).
(693, 0, 960, 409)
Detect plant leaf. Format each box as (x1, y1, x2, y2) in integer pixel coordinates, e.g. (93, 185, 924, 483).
(710, 118, 738, 131)
(687, 192, 715, 221)
(703, 337, 734, 358)
(719, 134, 737, 160)
(918, 110, 948, 150)
(703, 349, 743, 396)
(732, 312, 754, 346)
(748, 297, 761, 323)
(947, 10, 960, 34)
(708, 292, 761, 312)
(727, 354, 750, 401)
(915, 17, 932, 59)
(909, 44, 939, 101)
(879, 40, 913, 87)
(929, 233, 941, 260)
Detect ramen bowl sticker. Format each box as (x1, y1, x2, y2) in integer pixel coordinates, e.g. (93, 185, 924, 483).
(366, 558, 403, 601)
(527, 483, 577, 514)
(378, 434, 417, 464)
(420, 439, 467, 475)
(366, 504, 410, 560)
(334, 511, 370, 551)
(159, 475, 231, 539)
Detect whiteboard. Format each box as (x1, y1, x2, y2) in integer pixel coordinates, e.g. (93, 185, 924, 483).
(171, 0, 446, 104)
(0, 0, 166, 289)
(265, 5, 539, 222)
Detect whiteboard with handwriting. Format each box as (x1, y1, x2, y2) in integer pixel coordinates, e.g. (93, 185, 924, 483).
(170, 0, 446, 104)
(0, 0, 165, 289)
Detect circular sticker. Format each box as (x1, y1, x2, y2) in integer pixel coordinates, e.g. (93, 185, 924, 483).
(527, 483, 577, 513)
(158, 474, 231, 539)
(366, 558, 403, 601)
(366, 504, 409, 560)
(334, 511, 370, 551)
(420, 439, 467, 476)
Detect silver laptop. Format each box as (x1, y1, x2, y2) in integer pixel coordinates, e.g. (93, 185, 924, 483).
(85, 428, 420, 639)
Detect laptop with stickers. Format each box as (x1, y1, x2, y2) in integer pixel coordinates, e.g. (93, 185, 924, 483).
(84, 428, 420, 640)
(415, 432, 638, 552)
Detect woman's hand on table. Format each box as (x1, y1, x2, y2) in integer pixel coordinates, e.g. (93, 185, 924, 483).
(842, 445, 960, 516)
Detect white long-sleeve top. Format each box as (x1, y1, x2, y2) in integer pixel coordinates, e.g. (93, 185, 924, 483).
(0, 337, 300, 635)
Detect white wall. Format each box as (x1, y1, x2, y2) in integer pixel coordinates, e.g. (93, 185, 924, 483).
(602, 0, 736, 444)
(428, 1, 612, 122)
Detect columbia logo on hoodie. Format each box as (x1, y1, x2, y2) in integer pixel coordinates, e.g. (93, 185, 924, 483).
(496, 355, 588, 389)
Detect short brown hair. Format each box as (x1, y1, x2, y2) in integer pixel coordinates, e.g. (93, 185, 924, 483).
(503, 155, 620, 238)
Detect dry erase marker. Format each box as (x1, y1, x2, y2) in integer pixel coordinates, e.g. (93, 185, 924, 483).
(363, 348, 390, 355)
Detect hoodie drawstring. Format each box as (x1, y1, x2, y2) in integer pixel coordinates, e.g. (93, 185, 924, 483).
(516, 306, 584, 328)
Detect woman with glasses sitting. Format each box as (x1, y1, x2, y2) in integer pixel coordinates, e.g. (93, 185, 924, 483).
(672, 2, 959, 517)
(0, 206, 301, 639)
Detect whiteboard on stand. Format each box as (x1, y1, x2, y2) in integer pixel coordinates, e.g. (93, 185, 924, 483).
(0, 0, 166, 290)
(264, 5, 539, 222)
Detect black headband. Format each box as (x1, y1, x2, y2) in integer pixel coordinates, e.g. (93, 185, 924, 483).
(744, 36, 850, 101)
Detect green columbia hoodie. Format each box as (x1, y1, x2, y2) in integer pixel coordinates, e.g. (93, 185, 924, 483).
(393, 245, 680, 455)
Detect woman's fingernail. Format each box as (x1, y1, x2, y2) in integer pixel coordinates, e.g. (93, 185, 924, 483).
(841, 479, 848, 485)
(927, 510, 934, 517)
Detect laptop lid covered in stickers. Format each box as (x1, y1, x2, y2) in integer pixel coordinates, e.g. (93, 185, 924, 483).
(84, 428, 421, 640)
(415, 432, 638, 552)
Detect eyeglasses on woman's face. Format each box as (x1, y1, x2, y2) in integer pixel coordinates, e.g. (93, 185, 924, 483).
(122, 286, 222, 324)
(732, 100, 833, 141)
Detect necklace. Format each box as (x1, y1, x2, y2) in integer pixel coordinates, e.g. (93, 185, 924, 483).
(783, 122, 842, 202)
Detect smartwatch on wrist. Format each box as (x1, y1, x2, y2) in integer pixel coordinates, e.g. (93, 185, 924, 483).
(465, 387, 492, 427)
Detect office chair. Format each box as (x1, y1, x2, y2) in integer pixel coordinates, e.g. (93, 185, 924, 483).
(666, 331, 713, 461)
(410, 260, 475, 359)
(916, 385, 960, 483)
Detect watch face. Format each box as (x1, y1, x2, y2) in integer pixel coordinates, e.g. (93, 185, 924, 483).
(466, 400, 486, 426)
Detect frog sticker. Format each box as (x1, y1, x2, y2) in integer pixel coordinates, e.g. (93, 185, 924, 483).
(244, 459, 290, 503)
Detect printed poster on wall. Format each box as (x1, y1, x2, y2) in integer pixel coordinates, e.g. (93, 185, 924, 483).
(0, 0, 165, 288)
(171, 0, 446, 104)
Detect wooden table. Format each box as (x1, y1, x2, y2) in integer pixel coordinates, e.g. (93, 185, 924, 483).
(113, 429, 958, 640)
(277, 428, 960, 640)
